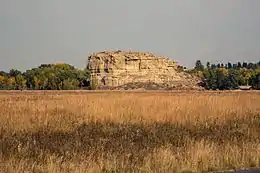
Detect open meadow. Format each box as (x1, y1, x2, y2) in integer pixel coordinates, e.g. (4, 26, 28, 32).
(0, 90, 260, 173)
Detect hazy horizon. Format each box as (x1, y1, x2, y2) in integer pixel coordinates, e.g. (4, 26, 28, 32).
(1, 0, 260, 72)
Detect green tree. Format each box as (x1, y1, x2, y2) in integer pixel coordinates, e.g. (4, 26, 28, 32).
(195, 60, 204, 71)
(6, 77, 16, 90)
(23, 63, 90, 90)
(227, 69, 239, 89)
(242, 62, 248, 68)
(238, 68, 253, 85)
(15, 75, 27, 90)
(211, 64, 217, 69)
(24, 67, 42, 89)
(247, 63, 255, 69)
(216, 68, 229, 90)
(203, 68, 217, 90)
(227, 62, 232, 69)
(237, 62, 242, 68)
(77, 68, 90, 88)
(206, 62, 210, 69)
(63, 79, 80, 90)
(8, 69, 22, 77)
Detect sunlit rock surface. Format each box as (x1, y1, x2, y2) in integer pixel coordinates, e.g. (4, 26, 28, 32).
(87, 50, 201, 90)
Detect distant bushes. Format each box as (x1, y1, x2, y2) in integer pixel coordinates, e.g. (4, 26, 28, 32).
(187, 60, 260, 90)
(0, 63, 90, 90)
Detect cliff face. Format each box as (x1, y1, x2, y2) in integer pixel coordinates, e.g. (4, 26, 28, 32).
(86, 50, 201, 90)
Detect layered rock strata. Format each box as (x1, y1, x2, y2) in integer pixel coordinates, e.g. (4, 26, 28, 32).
(86, 50, 200, 90)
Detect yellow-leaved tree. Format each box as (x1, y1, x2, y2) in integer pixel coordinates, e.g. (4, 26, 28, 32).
(0, 75, 5, 89)
(7, 77, 16, 90)
(15, 75, 27, 90)
(219, 68, 229, 76)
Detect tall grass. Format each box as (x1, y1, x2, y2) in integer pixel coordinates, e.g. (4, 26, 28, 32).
(0, 91, 260, 173)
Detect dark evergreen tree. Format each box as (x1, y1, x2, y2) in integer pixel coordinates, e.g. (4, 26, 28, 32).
(227, 62, 232, 69)
(242, 62, 248, 68)
(195, 60, 204, 71)
(237, 62, 242, 68)
(211, 64, 217, 69)
(227, 69, 239, 89)
(216, 69, 227, 90)
(8, 69, 22, 77)
(206, 62, 210, 69)
(247, 63, 255, 69)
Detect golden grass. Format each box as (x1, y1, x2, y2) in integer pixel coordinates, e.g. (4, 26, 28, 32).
(0, 90, 260, 173)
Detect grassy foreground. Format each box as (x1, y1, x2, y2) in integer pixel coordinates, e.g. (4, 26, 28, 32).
(0, 91, 260, 173)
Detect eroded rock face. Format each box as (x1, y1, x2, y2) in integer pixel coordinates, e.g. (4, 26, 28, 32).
(86, 50, 201, 90)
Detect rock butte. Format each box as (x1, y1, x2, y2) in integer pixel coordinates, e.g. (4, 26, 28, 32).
(86, 50, 201, 90)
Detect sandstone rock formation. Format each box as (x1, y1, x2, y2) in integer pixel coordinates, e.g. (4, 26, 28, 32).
(86, 50, 201, 90)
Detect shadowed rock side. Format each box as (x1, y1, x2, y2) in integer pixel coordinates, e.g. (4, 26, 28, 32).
(86, 50, 202, 90)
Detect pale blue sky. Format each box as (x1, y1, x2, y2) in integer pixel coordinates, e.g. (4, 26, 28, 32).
(1, 0, 260, 71)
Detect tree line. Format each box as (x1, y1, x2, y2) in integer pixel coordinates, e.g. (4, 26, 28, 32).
(0, 63, 90, 90)
(188, 60, 260, 90)
(1, 60, 260, 90)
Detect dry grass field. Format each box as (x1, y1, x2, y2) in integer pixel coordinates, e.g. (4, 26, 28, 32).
(0, 90, 260, 173)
